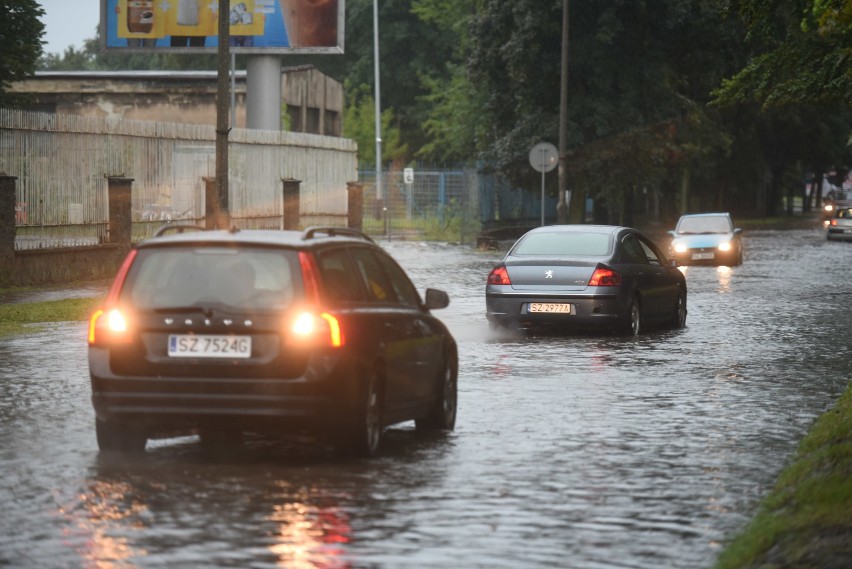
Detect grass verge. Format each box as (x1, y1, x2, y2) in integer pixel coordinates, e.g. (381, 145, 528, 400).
(0, 297, 102, 336)
(713, 382, 852, 569)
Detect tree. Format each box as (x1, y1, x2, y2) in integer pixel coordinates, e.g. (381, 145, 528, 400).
(714, 0, 852, 108)
(0, 0, 45, 107)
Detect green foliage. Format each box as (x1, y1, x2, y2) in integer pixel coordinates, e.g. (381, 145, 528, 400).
(714, 0, 852, 108)
(0, 297, 101, 336)
(0, 0, 45, 107)
(343, 83, 408, 165)
(713, 384, 852, 569)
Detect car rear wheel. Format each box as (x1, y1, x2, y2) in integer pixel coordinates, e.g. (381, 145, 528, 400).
(621, 296, 641, 336)
(416, 346, 458, 432)
(95, 418, 147, 453)
(336, 367, 383, 458)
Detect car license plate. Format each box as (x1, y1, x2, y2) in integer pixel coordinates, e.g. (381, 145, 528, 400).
(692, 252, 715, 260)
(168, 335, 252, 358)
(529, 303, 572, 314)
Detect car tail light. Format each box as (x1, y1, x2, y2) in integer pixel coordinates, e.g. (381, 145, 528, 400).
(487, 266, 511, 285)
(830, 219, 838, 226)
(588, 266, 622, 286)
(88, 308, 133, 345)
(88, 250, 137, 346)
(288, 310, 345, 348)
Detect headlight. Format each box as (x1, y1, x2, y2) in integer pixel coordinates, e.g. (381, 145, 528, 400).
(673, 242, 687, 253)
(825, 204, 834, 212)
(718, 241, 731, 252)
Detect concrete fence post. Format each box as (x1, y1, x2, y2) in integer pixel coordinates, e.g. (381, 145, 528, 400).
(347, 181, 363, 231)
(282, 178, 301, 230)
(106, 176, 133, 249)
(0, 175, 18, 260)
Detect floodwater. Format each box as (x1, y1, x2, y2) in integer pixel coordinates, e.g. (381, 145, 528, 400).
(1, 229, 850, 568)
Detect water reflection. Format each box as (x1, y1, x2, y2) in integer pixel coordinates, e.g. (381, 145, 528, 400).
(678, 265, 733, 293)
(62, 452, 356, 569)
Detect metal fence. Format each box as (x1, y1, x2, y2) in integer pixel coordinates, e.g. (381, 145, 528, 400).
(1, 109, 358, 250)
(357, 166, 481, 244)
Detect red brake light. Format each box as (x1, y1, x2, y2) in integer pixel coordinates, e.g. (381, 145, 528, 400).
(487, 266, 511, 285)
(89, 250, 138, 345)
(588, 267, 622, 286)
(830, 219, 838, 226)
(88, 307, 133, 345)
(289, 310, 345, 348)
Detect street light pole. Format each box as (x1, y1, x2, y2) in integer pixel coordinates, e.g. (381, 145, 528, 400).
(557, 0, 570, 224)
(373, 0, 385, 236)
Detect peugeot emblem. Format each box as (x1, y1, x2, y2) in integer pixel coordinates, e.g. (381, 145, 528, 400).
(545, 270, 554, 279)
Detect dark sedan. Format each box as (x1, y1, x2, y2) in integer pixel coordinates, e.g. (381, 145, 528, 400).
(486, 225, 687, 335)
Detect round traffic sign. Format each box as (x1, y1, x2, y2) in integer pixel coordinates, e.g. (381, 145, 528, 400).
(529, 142, 558, 173)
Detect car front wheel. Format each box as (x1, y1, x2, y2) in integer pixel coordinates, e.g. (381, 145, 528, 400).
(416, 346, 458, 432)
(96, 418, 147, 453)
(671, 291, 687, 329)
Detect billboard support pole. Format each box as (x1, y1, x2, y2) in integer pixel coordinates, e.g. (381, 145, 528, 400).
(214, 0, 231, 229)
(247, 55, 282, 130)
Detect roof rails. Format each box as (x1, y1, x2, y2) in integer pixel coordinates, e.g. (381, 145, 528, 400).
(153, 224, 208, 237)
(301, 226, 375, 243)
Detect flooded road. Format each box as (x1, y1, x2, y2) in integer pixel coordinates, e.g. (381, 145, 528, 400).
(1, 228, 850, 568)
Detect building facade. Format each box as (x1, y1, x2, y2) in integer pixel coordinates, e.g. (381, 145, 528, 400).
(9, 65, 343, 136)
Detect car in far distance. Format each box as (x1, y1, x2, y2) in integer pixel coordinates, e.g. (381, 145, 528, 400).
(668, 212, 743, 266)
(826, 206, 852, 241)
(485, 224, 687, 336)
(822, 189, 852, 225)
(88, 226, 457, 458)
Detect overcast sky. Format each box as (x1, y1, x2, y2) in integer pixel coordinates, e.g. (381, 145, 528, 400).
(39, 0, 101, 55)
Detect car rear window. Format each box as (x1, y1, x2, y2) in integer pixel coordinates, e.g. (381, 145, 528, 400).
(677, 216, 732, 234)
(512, 232, 611, 256)
(120, 246, 302, 311)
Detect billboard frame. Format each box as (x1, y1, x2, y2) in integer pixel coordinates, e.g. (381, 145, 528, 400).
(99, 0, 345, 55)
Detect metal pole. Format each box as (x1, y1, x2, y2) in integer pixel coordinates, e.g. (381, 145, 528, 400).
(214, 0, 230, 229)
(230, 53, 236, 129)
(373, 0, 385, 237)
(541, 166, 546, 226)
(557, 0, 570, 223)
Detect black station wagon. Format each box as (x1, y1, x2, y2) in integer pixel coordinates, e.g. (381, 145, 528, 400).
(88, 226, 457, 458)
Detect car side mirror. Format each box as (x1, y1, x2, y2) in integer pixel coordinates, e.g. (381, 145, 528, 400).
(733, 228, 743, 235)
(424, 288, 450, 310)
(667, 230, 677, 237)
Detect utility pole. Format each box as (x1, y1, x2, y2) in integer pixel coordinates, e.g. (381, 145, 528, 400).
(214, 0, 231, 229)
(373, 0, 385, 236)
(557, 0, 570, 224)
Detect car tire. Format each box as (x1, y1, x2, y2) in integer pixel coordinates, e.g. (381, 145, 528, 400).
(621, 296, 641, 336)
(416, 346, 458, 432)
(95, 418, 147, 453)
(336, 367, 383, 458)
(671, 291, 687, 329)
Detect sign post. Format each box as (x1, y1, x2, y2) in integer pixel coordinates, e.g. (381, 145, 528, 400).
(529, 142, 559, 226)
(403, 168, 414, 219)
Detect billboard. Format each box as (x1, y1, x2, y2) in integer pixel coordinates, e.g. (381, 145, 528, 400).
(101, 0, 344, 54)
